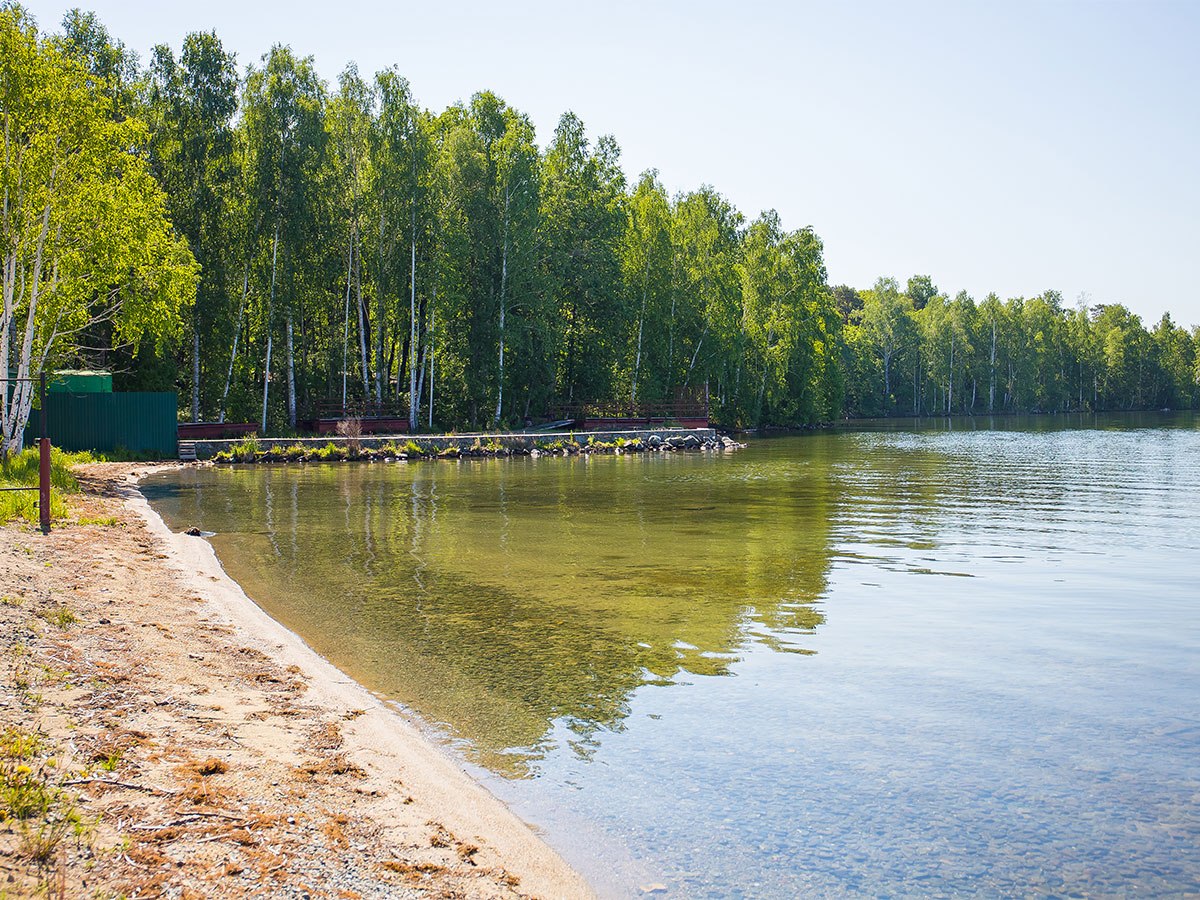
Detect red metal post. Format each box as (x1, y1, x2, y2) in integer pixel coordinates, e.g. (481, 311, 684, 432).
(39, 437, 50, 534)
(39, 372, 50, 534)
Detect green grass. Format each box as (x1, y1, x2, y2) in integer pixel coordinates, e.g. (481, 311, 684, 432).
(0, 447, 83, 525)
(231, 435, 260, 462)
(35, 607, 76, 630)
(0, 727, 91, 866)
(76, 515, 121, 527)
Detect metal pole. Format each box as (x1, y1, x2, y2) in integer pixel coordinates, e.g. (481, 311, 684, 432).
(39, 372, 50, 534)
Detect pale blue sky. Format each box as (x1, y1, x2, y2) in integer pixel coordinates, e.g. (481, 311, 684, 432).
(22, 0, 1200, 326)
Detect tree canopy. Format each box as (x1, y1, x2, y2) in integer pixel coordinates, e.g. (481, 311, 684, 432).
(1, 3, 196, 455)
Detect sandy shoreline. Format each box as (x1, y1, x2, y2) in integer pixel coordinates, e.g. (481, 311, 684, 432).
(0, 463, 595, 899)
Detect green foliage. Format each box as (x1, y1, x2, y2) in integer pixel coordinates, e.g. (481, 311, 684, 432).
(0, 6, 197, 455)
(231, 435, 260, 462)
(317, 442, 344, 460)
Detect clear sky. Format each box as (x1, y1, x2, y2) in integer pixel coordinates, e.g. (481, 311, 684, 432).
(21, 0, 1200, 326)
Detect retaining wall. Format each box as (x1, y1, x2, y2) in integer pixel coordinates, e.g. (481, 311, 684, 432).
(192, 427, 719, 461)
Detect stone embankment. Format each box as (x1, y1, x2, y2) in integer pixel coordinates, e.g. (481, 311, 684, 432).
(198, 428, 743, 464)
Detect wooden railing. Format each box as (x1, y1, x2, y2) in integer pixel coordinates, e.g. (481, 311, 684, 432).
(551, 390, 708, 428)
(299, 400, 410, 435)
(304, 400, 407, 420)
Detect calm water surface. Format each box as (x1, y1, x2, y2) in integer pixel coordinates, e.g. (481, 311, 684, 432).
(144, 413, 1200, 899)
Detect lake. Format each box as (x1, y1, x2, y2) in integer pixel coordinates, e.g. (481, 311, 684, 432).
(143, 412, 1200, 899)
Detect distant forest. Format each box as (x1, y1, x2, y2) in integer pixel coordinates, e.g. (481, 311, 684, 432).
(10, 8, 1200, 432)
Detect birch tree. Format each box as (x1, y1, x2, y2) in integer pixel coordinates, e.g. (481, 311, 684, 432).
(242, 44, 325, 430)
(1, 6, 195, 456)
(147, 30, 238, 423)
(860, 277, 910, 413)
(621, 170, 672, 406)
(329, 64, 374, 406)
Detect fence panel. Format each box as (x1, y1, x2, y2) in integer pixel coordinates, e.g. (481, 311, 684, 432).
(26, 392, 178, 456)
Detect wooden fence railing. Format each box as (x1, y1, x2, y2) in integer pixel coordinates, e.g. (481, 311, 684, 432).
(304, 401, 408, 420)
(551, 391, 709, 428)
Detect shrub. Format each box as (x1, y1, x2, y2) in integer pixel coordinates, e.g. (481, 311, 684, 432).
(335, 418, 362, 455)
(231, 435, 260, 463)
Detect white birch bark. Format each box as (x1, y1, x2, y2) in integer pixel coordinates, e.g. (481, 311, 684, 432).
(342, 232, 352, 408)
(632, 252, 649, 406)
(493, 185, 509, 428)
(285, 308, 296, 428)
(218, 260, 249, 424)
(192, 326, 200, 422)
(261, 219, 279, 434)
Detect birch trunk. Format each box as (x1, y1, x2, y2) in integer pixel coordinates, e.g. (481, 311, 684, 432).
(192, 323, 200, 422)
(218, 260, 250, 423)
(756, 321, 775, 424)
(686, 323, 709, 389)
(286, 308, 296, 428)
(493, 186, 509, 428)
(428, 286, 435, 429)
(356, 233, 368, 392)
(948, 331, 955, 413)
(376, 212, 385, 403)
(261, 220, 279, 434)
(3, 191, 55, 456)
(631, 253, 649, 405)
(342, 231, 353, 408)
(409, 237, 417, 428)
(989, 319, 996, 412)
(408, 154, 419, 429)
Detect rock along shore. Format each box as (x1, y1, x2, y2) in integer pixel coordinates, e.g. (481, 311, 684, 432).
(200, 428, 744, 464)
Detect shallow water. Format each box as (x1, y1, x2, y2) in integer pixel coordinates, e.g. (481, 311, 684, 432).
(144, 412, 1200, 899)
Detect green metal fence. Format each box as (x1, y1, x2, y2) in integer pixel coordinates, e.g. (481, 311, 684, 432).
(26, 392, 177, 456)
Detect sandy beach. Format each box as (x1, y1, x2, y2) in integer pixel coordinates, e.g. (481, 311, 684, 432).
(0, 463, 595, 900)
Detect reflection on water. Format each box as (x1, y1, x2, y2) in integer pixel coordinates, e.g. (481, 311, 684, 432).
(144, 412, 1200, 900)
(146, 450, 829, 774)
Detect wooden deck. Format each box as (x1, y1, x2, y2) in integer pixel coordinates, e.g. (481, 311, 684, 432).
(177, 422, 258, 441)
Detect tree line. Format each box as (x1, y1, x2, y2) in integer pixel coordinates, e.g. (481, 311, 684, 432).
(4, 6, 1197, 452)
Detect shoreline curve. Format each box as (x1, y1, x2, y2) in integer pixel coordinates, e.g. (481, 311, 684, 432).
(127, 467, 597, 900)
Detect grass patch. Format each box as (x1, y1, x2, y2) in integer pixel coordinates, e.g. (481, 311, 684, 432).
(231, 435, 260, 463)
(35, 606, 77, 630)
(0, 727, 91, 866)
(76, 515, 121, 527)
(0, 447, 88, 525)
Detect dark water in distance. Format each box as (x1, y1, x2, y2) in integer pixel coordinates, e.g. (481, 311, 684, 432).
(144, 412, 1200, 899)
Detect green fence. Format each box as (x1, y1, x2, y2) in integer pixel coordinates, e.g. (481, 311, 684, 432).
(26, 392, 177, 456)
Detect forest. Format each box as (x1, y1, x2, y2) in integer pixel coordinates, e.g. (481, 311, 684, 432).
(5, 5, 1198, 445)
